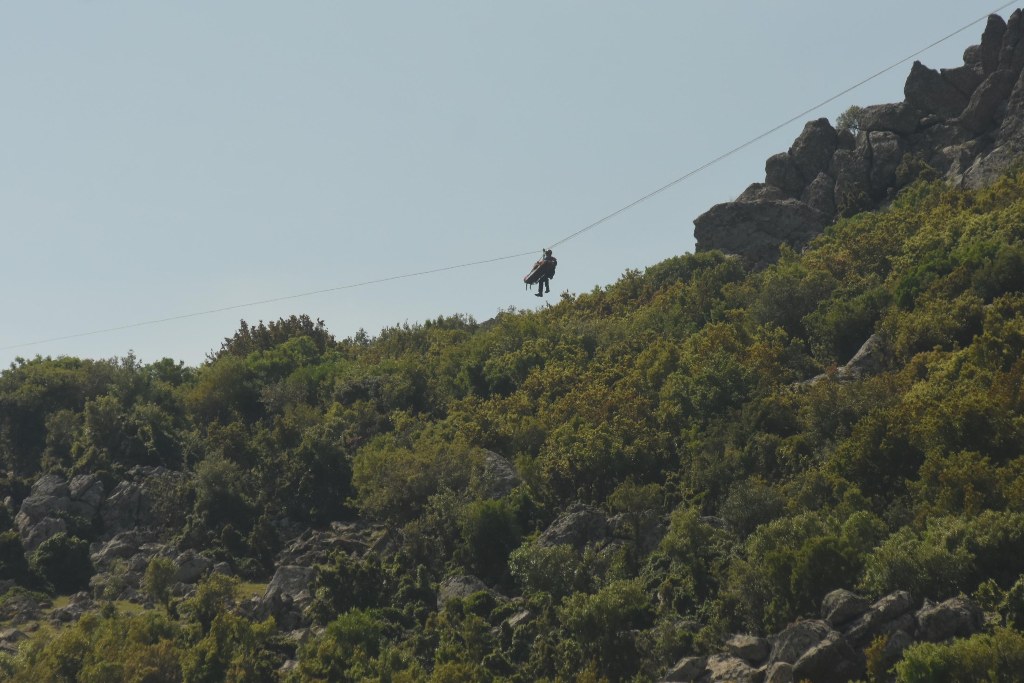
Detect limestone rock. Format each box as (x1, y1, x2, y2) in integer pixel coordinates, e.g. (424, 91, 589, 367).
(476, 450, 522, 500)
(859, 102, 921, 135)
(693, 199, 827, 267)
(173, 550, 213, 584)
(789, 118, 838, 185)
(765, 153, 806, 196)
(915, 597, 984, 642)
(821, 589, 871, 627)
(68, 474, 104, 518)
(940, 65, 984, 99)
(959, 69, 1018, 133)
(726, 634, 770, 664)
(769, 619, 831, 665)
(801, 172, 836, 217)
(662, 655, 706, 682)
(905, 60, 970, 118)
(763, 662, 793, 683)
(738, 183, 787, 202)
(868, 131, 904, 198)
(791, 631, 862, 683)
(845, 591, 914, 646)
(981, 14, 1008, 74)
(267, 565, 315, 600)
(437, 575, 491, 609)
(998, 9, 1024, 73)
(537, 504, 609, 549)
(704, 654, 762, 683)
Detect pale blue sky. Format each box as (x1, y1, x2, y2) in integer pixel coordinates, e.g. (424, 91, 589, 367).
(1, 2, 1015, 367)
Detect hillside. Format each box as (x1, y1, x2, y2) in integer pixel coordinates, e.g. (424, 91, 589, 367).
(4, 14, 1024, 683)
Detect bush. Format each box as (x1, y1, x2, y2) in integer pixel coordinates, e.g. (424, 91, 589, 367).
(894, 627, 1024, 682)
(29, 532, 92, 594)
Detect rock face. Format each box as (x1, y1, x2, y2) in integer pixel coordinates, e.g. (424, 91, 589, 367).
(694, 10, 1024, 266)
(14, 473, 105, 550)
(660, 590, 987, 683)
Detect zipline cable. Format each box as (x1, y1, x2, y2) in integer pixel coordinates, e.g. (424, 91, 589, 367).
(2, 1, 1019, 353)
(546, 0, 1020, 249)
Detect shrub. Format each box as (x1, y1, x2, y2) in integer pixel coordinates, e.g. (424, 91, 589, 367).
(29, 532, 92, 594)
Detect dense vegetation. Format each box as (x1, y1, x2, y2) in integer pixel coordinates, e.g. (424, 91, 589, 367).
(4, 170, 1024, 681)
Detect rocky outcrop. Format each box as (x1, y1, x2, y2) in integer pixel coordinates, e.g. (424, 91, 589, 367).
(536, 504, 610, 549)
(660, 590, 987, 683)
(101, 466, 188, 536)
(694, 10, 1024, 266)
(14, 473, 106, 550)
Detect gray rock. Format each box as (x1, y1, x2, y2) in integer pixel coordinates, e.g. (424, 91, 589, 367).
(801, 172, 836, 217)
(941, 65, 985, 99)
(845, 591, 914, 646)
(835, 333, 889, 381)
(68, 475, 104, 517)
(769, 619, 831, 665)
(437, 575, 491, 609)
(905, 60, 970, 118)
(693, 199, 827, 268)
(20, 516, 67, 551)
(31, 474, 69, 498)
(17, 494, 71, 525)
(831, 139, 873, 216)
(0, 591, 48, 624)
(738, 183, 787, 202)
(726, 634, 770, 664)
(998, 10, 1024, 73)
(100, 466, 188, 536)
(50, 592, 97, 624)
(859, 102, 921, 135)
(821, 589, 871, 627)
(960, 69, 1018, 133)
(662, 655, 706, 682)
(868, 131, 904, 198)
(267, 565, 315, 599)
(789, 118, 838, 185)
(765, 153, 805, 196)
(915, 597, 984, 642)
(504, 609, 532, 630)
(704, 654, 762, 683)
(792, 632, 862, 683)
(173, 550, 213, 584)
(981, 14, 1008, 74)
(881, 629, 915, 671)
(536, 504, 609, 550)
(477, 450, 522, 499)
(763, 662, 793, 683)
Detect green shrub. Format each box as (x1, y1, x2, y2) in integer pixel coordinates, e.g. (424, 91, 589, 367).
(29, 532, 92, 594)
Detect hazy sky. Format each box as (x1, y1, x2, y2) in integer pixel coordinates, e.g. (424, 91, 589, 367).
(1, 1, 1016, 368)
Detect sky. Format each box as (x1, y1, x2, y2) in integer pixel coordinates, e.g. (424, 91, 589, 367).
(1, 1, 1018, 368)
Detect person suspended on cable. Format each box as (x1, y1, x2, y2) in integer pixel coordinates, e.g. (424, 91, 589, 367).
(523, 249, 557, 297)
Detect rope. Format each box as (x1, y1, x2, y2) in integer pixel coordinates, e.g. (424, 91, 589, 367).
(3, 1, 1019, 353)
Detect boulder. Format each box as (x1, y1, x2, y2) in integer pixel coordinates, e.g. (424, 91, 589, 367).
(769, 619, 831, 665)
(765, 153, 806, 196)
(19, 515, 68, 551)
(101, 466, 188, 536)
(905, 60, 970, 118)
(32, 474, 69, 498)
(789, 118, 839, 185)
(536, 504, 609, 550)
(844, 591, 914, 646)
(726, 634, 770, 664)
(831, 140, 873, 216)
(791, 631, 863, 683)
(763, 662, 793, 683)
(693, 199, 828, 267)
(915, 597, 984, 642)
(868, 131, 904, 198)
(437, 575, 491, 609)
(821, 589, 871, 627)
(801, 172, 836, 217)
(704, 654, 762, 683)
(859, 102, 921, 135)
(960, 69, 1018, 133)
(16, 494, 71, 525)
(880, 629, 915, 673)
(68, 475, 104, 518)
(834, 333, 889, 382)
(267, 565, 315, 600)
(662, 655, 706, 682)
(941, 65, 985, 99)
(476, 450, 522, 499)
(738, 183, 788, 202)
(50, 592, 97, 624)
(173, 550, 213, 584)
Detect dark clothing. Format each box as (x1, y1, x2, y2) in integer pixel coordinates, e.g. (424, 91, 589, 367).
(535, 256, 556, 296)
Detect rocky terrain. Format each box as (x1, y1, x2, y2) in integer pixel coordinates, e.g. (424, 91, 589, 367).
(695, 11, 1024, 266)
